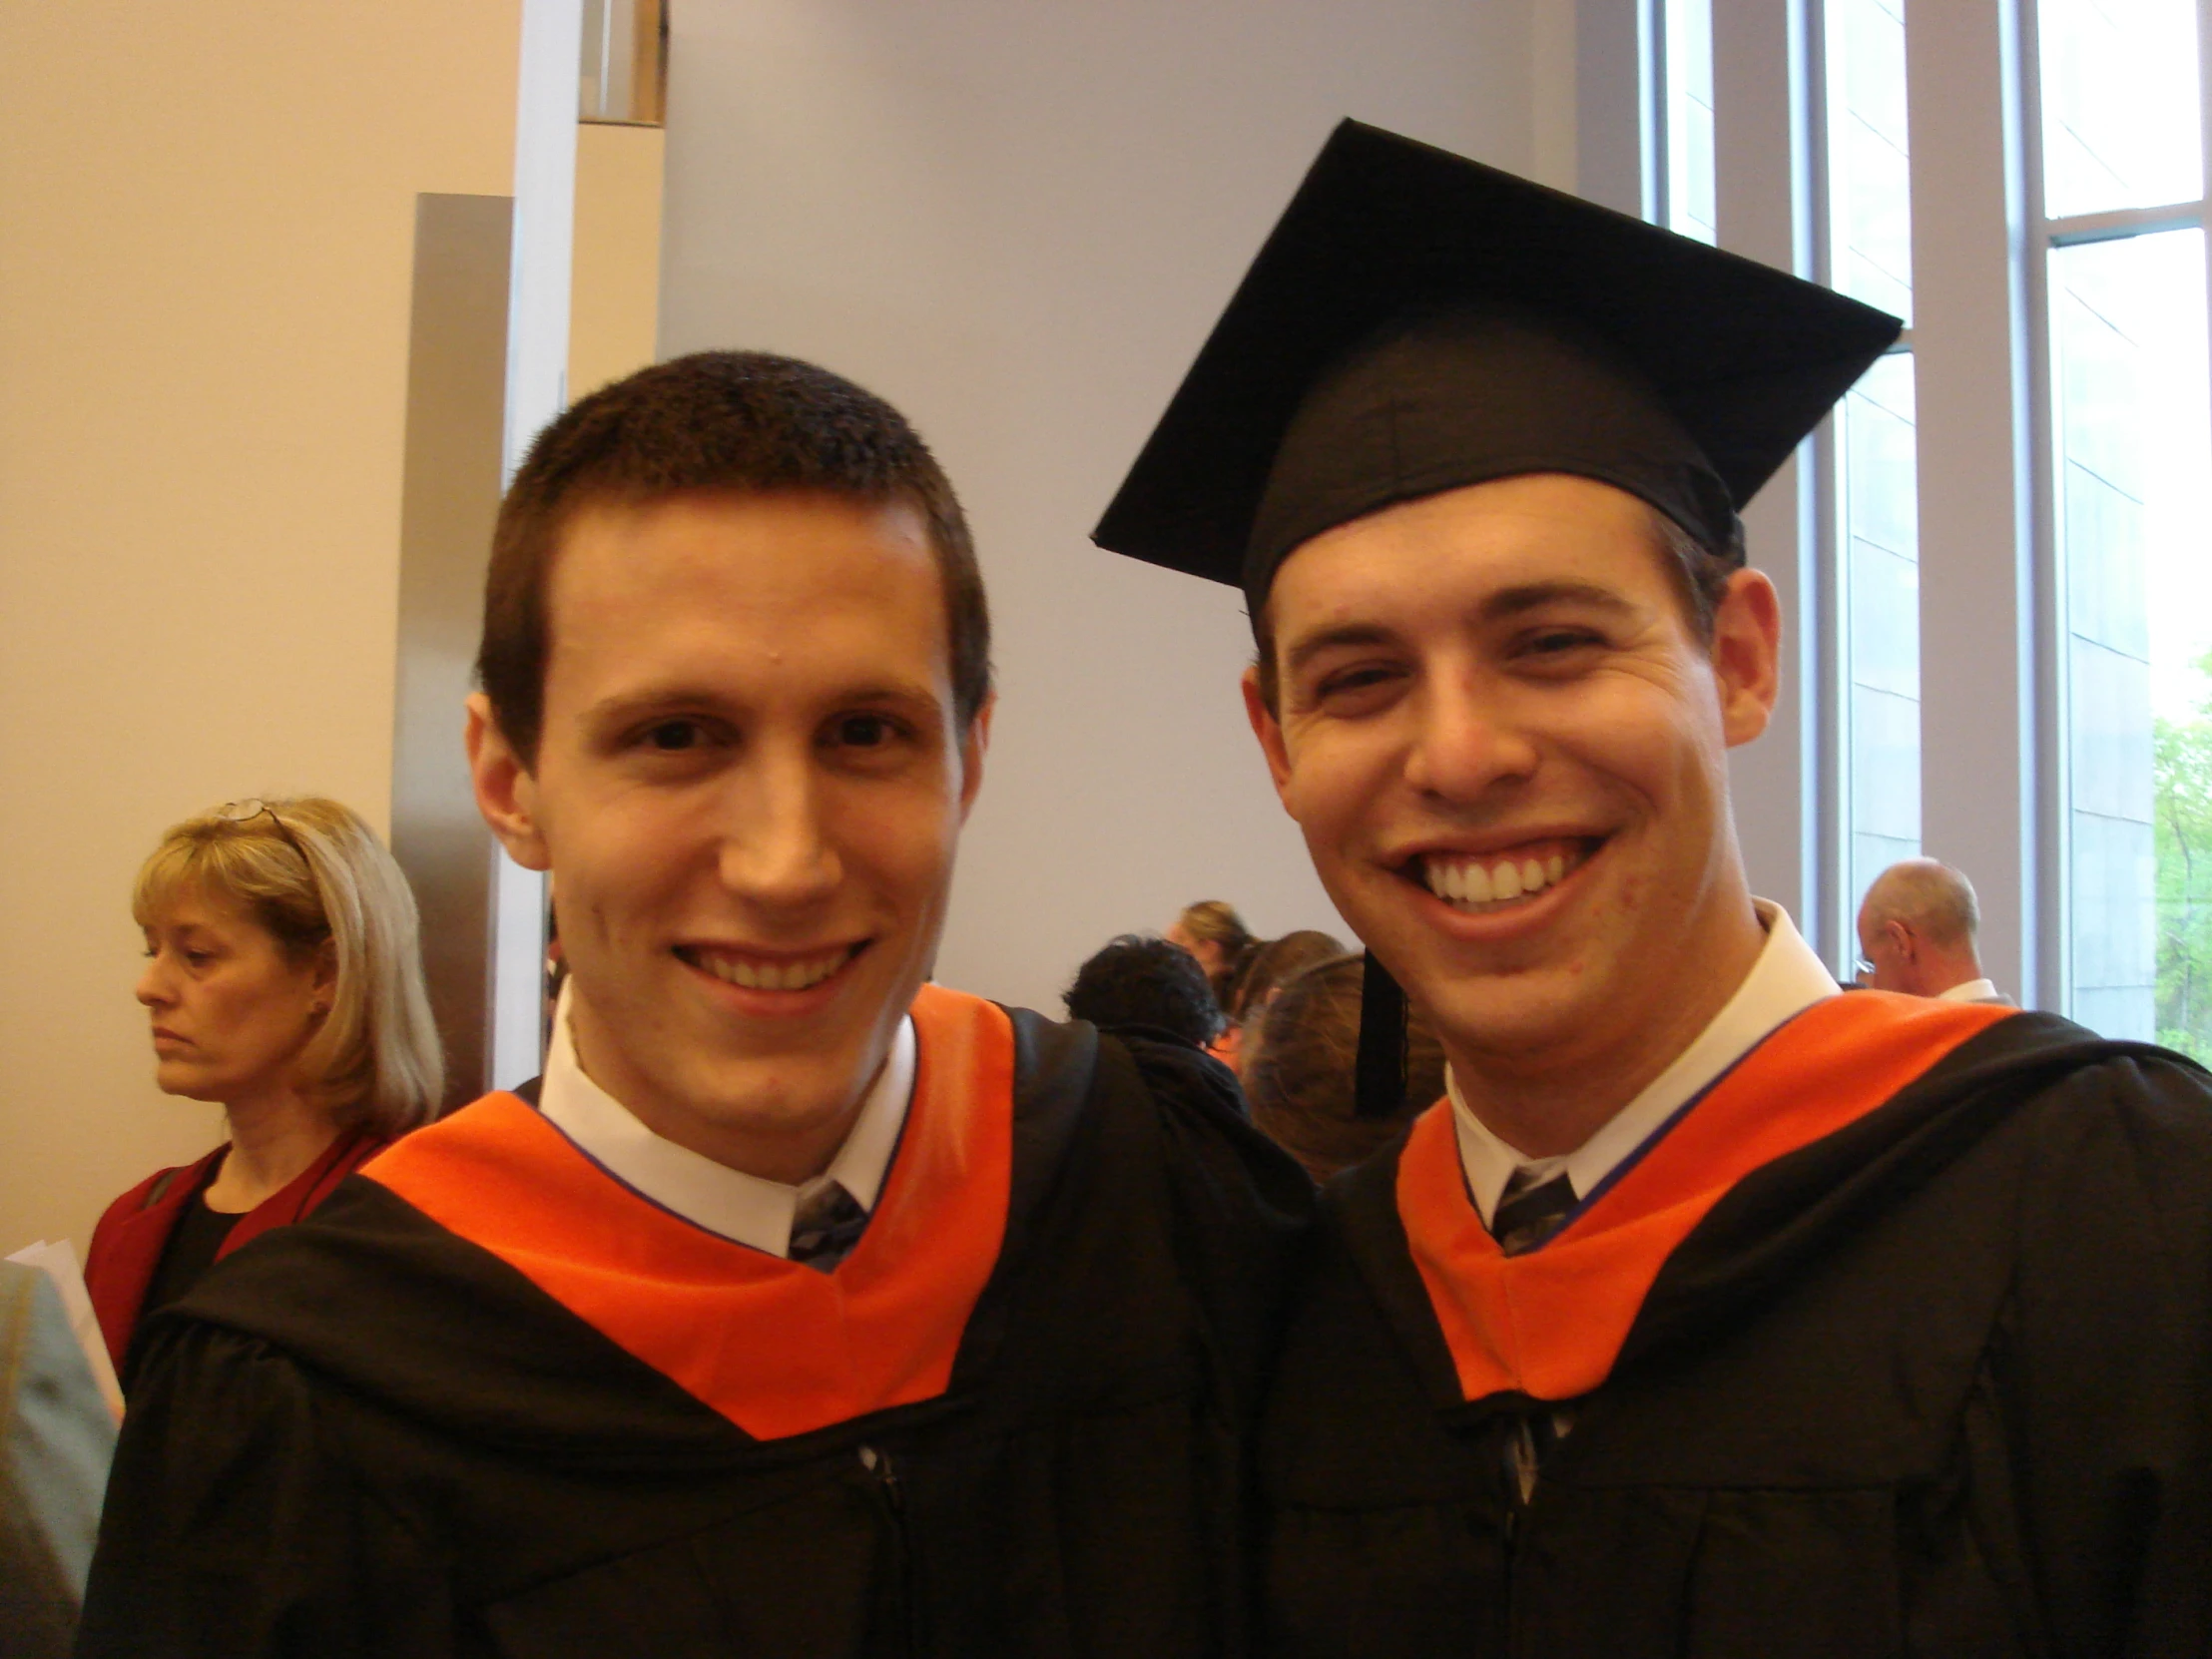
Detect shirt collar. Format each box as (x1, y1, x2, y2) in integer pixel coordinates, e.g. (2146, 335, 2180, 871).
(1936, 977, 1999, 1003)
(536, 980, 916, 1255)
(1449, 899, 1839, 1226)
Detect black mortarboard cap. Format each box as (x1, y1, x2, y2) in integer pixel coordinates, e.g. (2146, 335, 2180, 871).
(1094, 121, 1900, 1120)
(1092, 119, 1902, 617)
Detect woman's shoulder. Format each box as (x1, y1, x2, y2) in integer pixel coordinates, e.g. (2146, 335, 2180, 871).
(90, 1149, 224, 1252)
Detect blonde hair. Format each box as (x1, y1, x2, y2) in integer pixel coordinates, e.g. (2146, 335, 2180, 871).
(1175, 900, 1253, 955)
(133, 797, 443, 1136)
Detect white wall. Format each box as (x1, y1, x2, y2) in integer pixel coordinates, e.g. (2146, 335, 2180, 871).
(0, 6, 524, 1252)
(660, 0, 1563, 1014)
(571, 124, 668, 402)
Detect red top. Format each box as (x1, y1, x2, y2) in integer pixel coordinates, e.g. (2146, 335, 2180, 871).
(1396, 991, 2016, 1404)
(84, 1128, 389, 1375)
(362, 983, 1016, 1440)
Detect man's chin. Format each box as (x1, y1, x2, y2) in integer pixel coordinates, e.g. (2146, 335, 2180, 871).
(626, 1051, 874, 1167)
(671, 1046, 867, 1116)
(1408, 969, 1606, 1071)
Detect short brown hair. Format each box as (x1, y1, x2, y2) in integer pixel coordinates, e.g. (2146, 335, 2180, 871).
(1223, 927, 1346, 1026)
(479, 351, 992, 765)
(134, 798, 443, 1138)
(1252, 498, 1742, 716)
(1245, 954, 1445, 1182)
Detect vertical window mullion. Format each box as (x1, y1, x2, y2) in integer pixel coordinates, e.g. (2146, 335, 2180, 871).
(1829, 0, 1924, 972)
(2021, 0, 2065, 1016)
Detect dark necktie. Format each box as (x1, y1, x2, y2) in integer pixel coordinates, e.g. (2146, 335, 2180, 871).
(1490, 1166, 1582, 1497)
(789, 1181, 868, 1273)
(1492, 1167, 1577, 1257)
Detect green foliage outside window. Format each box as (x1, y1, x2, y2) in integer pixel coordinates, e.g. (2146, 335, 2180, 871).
(2153, 652, 2212, 1060)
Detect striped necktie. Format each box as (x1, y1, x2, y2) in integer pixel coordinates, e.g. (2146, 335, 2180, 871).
(1492, 1167, 1577, 1257)
(789, 1181, 868, 1273)
(1491, 1167, 1581, 1498)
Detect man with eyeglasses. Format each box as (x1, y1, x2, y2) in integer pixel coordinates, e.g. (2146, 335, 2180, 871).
(80, 351, 1311, 1657)
(1856, 856, 2015, 1004)
(1095, 121, 2212, 1657)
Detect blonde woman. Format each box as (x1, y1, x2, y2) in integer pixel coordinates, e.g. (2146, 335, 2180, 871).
(85, 798, 440, 1388)
(1164, 899, 1254, 990)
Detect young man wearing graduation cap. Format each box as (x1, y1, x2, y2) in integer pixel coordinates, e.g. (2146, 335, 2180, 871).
(1096, 122, 2212, 1657)
(80, 351, 1312, 1658)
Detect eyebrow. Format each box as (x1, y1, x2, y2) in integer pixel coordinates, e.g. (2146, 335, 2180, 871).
(1480, 580, 1639, 621)
(1283, 580, 1639, 677)
(581, 678, 946, 729)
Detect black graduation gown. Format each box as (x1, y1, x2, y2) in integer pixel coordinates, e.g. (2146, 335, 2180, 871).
(1262, 1003, 2212, 1658)
(76, 1002, 1315, 1659)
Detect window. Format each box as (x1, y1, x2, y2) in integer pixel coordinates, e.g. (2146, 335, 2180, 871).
(2037, 0, 2211, 1046)
(1653, 0, 2212, 1021)
(1824, 0, 1923, 954)
(1658, 0, 1717, 244)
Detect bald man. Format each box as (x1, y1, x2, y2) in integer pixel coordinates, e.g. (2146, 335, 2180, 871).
(1856, 858, 2013, 1003)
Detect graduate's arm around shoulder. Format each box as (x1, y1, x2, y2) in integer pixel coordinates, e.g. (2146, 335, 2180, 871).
(75, 1311, 454, 1659)
(2000, 1037, 2212, 1656)
(1111, 1031, 1318, 1415)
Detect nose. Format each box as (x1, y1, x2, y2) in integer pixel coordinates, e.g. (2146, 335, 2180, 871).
(717, 746, 842, 908)
(1400, 669, 1538, 805)
(136, 953, 174, 1008)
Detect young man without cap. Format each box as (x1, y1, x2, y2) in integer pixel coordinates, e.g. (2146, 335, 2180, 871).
(1857, 855, 2013, 1004)
(1095, 122, 2212, 1657)
(80, 351, 1312, 1658)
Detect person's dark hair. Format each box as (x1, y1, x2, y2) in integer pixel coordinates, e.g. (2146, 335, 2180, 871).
(1063, 934, 1223, 1049)
(478, 350, 992, 766)
(1245, 954, 1444, 1181)
(1224, 928, 1347, 1026)
(1252, 499, 1742, 716)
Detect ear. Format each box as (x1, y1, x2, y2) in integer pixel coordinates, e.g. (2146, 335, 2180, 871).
(309, 936, 338, 1006)
(466, 694, 552, 872)
(1886, 917, 1918, 963)
(1710, 567, 1783, 747)
(1241, 665, 1296, 801)
(955, 692, 995, 823)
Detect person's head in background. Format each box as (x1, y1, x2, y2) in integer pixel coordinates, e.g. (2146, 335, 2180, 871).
(1245, 953, 1442, 1182)
(1063, 934, 1222, 1051)
(134, 797, 443, 1138)
(1165, 899, 1255, 1002)
(466, 350, 993, 1183)
(1218, 927, 1347, 1076)
(1856, 858, 1990, 998)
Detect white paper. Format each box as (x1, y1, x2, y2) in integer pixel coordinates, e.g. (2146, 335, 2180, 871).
(8, 1237, 124, 1419)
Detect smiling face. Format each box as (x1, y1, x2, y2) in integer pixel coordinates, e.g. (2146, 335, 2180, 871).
(468, 490, 989, 1183)
(137, 889, 329, 1111)
(1244, 474, 1779, 1139)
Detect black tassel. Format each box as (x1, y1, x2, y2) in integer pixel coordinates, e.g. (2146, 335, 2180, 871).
(1355, 952, 1409, 1119)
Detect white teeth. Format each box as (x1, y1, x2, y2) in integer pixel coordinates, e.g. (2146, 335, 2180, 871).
(1422, 845, 1585, 911)
(697, 949, 846, 991)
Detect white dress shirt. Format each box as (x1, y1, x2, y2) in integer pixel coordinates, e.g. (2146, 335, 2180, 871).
(536, 980, 916, 1255)
(1936, 977, 2002, 1003)
(1449, 900, 1839, 1227)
